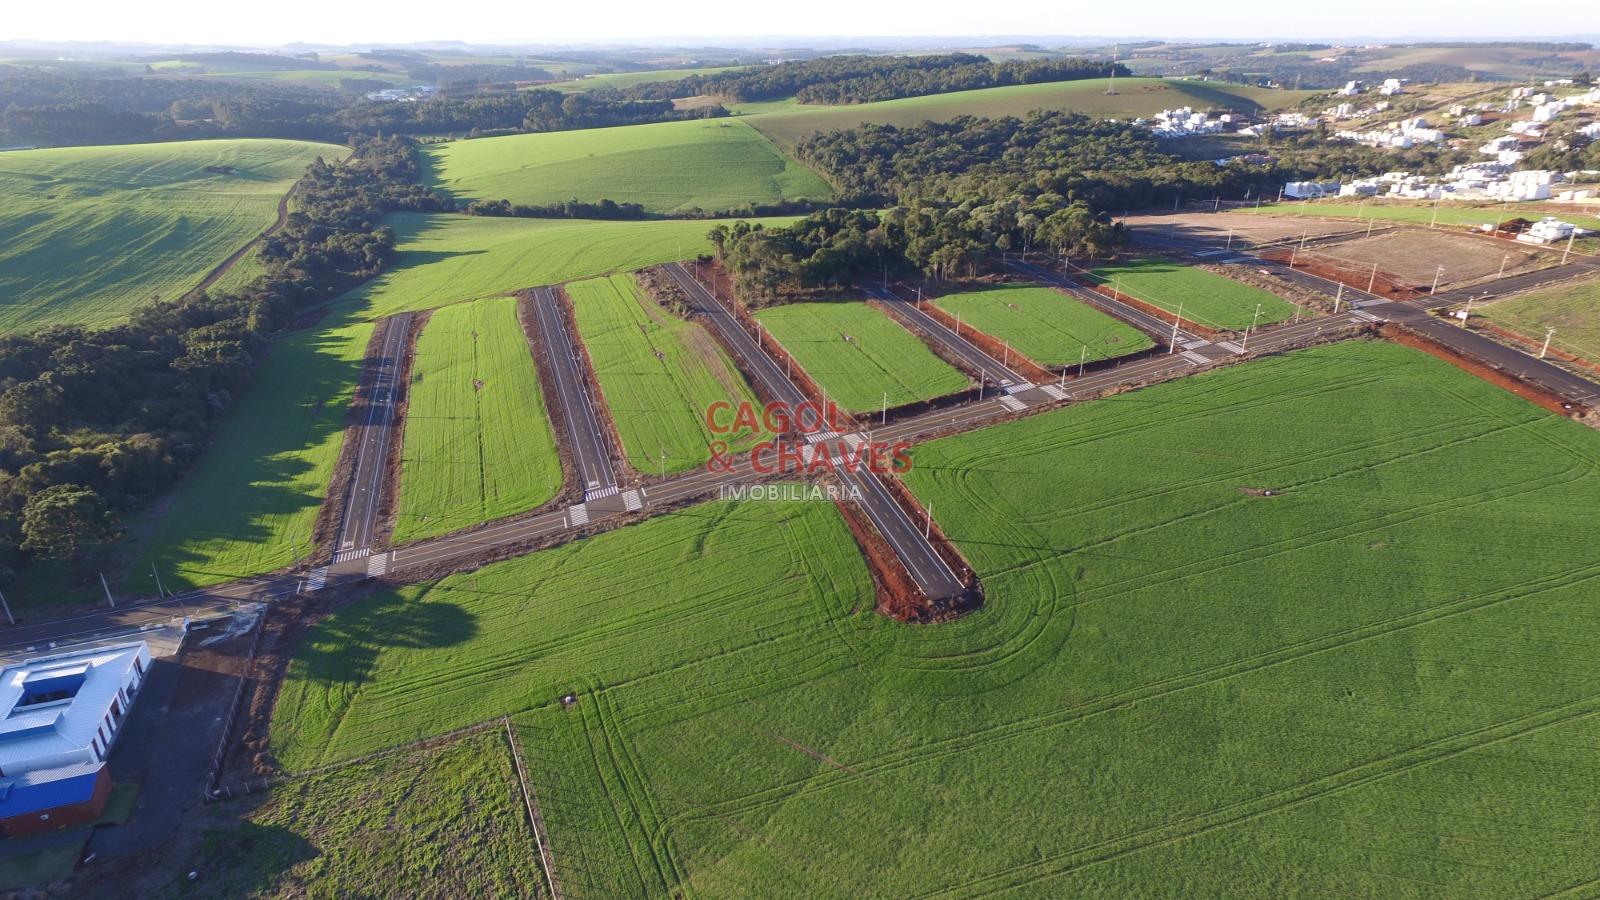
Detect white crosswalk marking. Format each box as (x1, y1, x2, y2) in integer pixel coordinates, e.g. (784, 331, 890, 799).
(1180, 339, 1212, 351)
(805, 430, 841, 443)
(1217, 340, 1246, 355)
(623, 489, 643, 512)
(1003, 382, 1036, 395)
(568, 504, 589, 527)
(999, 395, 1027, 412)
(584, 485, 619, 501)
(333, 548, 372, 563)
(1041, 384, 1069, 401)
(306, 566, 328, 592)
(1182, 350, 1210, 365)
(367, 553, 389, 578)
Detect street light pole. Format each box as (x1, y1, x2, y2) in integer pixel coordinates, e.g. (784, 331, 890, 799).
(1368, 262, 1379, 294)
(1168, 302, 1184, 354)
(0, 588, 13, 626)
(1541, 328, 1555, 359)
(1431, 265, 1444, 296)
(1563, 229, 1577, 264)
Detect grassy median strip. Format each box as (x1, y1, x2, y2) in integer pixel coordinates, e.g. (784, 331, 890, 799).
(392, 298, 562, 544)
(932, 282, 1156, 365)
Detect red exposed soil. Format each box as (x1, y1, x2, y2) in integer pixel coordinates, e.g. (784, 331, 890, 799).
(882, 294, 1055, 384)
(554, 285, 637, 483)
(1089, 283, 1226, 340)
(515, 292, 584, 511)
(1380, 324, 1579, 417)
(1471, 320, 1600, 378)
(1259, 249, 1416, 299)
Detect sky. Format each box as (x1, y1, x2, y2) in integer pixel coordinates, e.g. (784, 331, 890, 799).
(1, 0, 1582, 47)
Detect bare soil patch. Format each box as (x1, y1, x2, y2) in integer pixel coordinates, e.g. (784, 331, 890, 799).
(1125, 212, 1360, 247)
(1289, 230, 1552, 294)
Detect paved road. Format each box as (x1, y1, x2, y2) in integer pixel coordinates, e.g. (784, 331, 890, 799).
(527, 286, 619, 500)
(865, 284, 1033, 388)
(333, 311, 414, 563)
(1130, 224, 1600, 407)
(2, 274, 1379, 651)
(668, 263, 968, 601)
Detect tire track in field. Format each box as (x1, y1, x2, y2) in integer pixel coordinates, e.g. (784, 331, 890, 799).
(667, 562, 1600, 825)
(922, 692, 1600, 898)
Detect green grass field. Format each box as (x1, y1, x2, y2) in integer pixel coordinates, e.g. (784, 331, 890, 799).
(423, 118, 832, 215)
(743, 77, 1315, 151)
(1232, 201, 1600, 233)
(138, 310, 371, 588)
(266, 339, 1600, 895)
(391, 298, 562, 544)
(0, 138, 345, 332)
(753, 300, 969, 413)
(568, 274, 769, 473)
(932, 282, 1156, 366)
(1087, 257, 1299, 330)
(181, 730, 542, 898)
(1479, 277, 1600, 363)
(341, 213, 801, 320)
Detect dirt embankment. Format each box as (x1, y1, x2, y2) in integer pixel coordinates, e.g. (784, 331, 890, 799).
(513, 293, 583, 511)
(311, 313, 422, 563)
(1469, 319, 1600, 379)
(1197, 263, 1335, 315)
(878, 291, 1055, 384)
(1088, 282, 1225, 340)
(1380, 324, 1582, 417)
(554, 286, 636, 484)
(368, 312, 428, 550)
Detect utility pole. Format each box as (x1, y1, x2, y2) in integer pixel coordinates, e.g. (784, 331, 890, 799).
(1168, 302, 1184, 353)
(1334, 283, 1344, 314)
(100, 573, 116, 609)
(1431, 265, 1444, 296)
(1430, 196, 1440, 228)
(151, 562, 167, 599)
(1368, 262, 1379, 294)
(1243, 303, 1262, 350)
(881, 392, 888, 426)
(1540, 328, 1555, 359)
(1563, 229, 1577, 264)
(1078, 345, 1087, 379)
(1106, 45, 1118, 95)
(0, 588, 13, 626)
(924, 502, 933, 539)
(1003, 341, 1010, 367)
(954, 313, 961, 336)
(1499, 253, 1510, 278)
(977, 372, 985, 401)
(1225, 228, 1234, 251)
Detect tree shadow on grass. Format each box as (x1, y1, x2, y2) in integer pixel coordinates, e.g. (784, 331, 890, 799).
(182, 821, 316, 898)
(290, 587, 479, 689)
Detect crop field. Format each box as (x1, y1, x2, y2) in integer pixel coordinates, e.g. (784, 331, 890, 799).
(342, 212, 801, 320)
(743, 78, 1315, 151)
(568, 274, 770, 473)
(138, 310, 371, 588)
(0, 138, 345, 332)
(423, 118, 832, 214)
(932, 282, 1156, 365)
(1479, 277, 1600, 363)
(180, 730, 541, 898)
(392, 298, 562, 544)
(266, 340, 1600, 896)
(1233, 201, 1600, 234)
(1087, 257, 1299, 330)
(753, 300, 970, 412)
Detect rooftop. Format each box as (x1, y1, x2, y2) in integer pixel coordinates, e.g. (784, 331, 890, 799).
(0, 643, 149, 775)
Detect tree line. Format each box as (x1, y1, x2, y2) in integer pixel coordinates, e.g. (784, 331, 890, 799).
(617, 54, 1127, 105)
(0, 136, 450, 580)
(0, 72, 727, 146)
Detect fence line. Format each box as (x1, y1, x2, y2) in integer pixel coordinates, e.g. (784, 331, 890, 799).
(203, 608, 268, 799)
(504, 716, 563, 900)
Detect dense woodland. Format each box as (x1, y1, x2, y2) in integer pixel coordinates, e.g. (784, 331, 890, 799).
(0, 73, 724, 145)
(0, 136, 449, 578)
(619, 54, 1126, 104)
(709, 110, 1467, 299)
